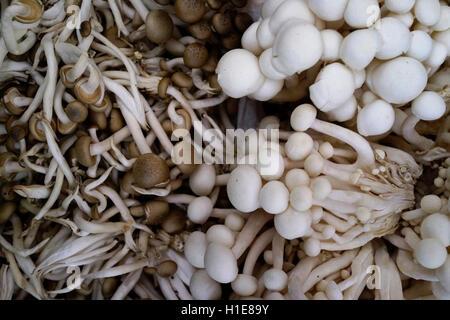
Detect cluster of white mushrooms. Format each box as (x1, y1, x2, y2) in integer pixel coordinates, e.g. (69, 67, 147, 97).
(0, 0, 449, 301)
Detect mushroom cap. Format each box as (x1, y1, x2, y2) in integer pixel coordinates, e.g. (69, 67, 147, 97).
(132, 153, 170, 189)
(190, 269, 222, 300)
(227, 165, 261, 213)
(256, 19, 275, 50)
(249, 77, 284, 101)
(327, 95, 358, 122)
(357, 99, 395, 137)
(420, 194, 442, 213)
(261, 0, 285, 19)
(231, 274, 258, 297)
(189, 164, 216, 196)
(414, 238, 447, 269)
(436, 257, 450, 292)
(225, 213, 245, 232)
(259, 180, 289, 214)
(309, 62, 355, 112)
(290, 185, 313, 212)
(0, 201, 16, 224)
(426, 41, 447, 68)
(369, 57, 427, 104)
(310, 176, 332, 201)
(65, 101, 89, 123)
(206, 224, 235, 248)
(284, 168, 310, 191)
(272, 20, 323, 76)
(184, 231, 207, 268)
(285, 132, 314, 161)
(256, 146, 285, 180)
(304, 238, 321, 257)
(290, 104, 317, 132)
(274, 206, 312, 240)
(145, 10, 174, 44)
(344, 0, 380, 28)
(415, 0, 441, 26)
(269, 0, 315, 34)
(407, 30, 433, 61)
(308, 0, 348, 21)
(16, 0, 43, 24)
(183, 43, 209, 68)
(433, 4, 450, 31)
(258, 48, 286, 81)
(204, 242, 238, 283)
(340, 29, 379, 70)
(187, 196, 213, 224)
(411, 91, 446, 121)
(174, 0, 206, 23)
(385, 0, 415, 14)
(241, 21, 263, 55)
(74, 136, 96, 167)
(375, 17, 411, 60)
(432, 29, 450, 55)
(263, 268, 288, 291)
(216, 49, 265, 98)
(420, 213, 450, 247)
(320, 29, 343, 62)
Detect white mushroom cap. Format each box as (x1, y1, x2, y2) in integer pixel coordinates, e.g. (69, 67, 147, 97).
(392, 108, 409, 135)
(216, 49, 265, 98)
(309, 62, 355, 112)
(368, 57, 427, 104)
(344, 0, 380, 28)
(284, 168, 310, 191)
(411, 91, 446, 121)
(206, 224, 235, 248)
(407, 30, 433, 61)
(269, 0, 315, 34)
(414, 238, 448, 269)
(304, 154, 324, 177)
(256, 19, 275, 49)
(352, 69, 366, 89)
(259, 180, 289, 214)
(375, 17, 411, 60)
(425, 41, 448, 68)
(190, 269, 222, 300)
(261, 0, 285, 19)
(227, 165, 261, 213)
(318, 142, 334, 159)
(285, 132, 314, 161)
(290, 104, 317, 132)
(205, 242, 238, 283)
(307, 0, 349, 21)
(415, 0, 441, 26)
(231, 274, 258, 297)
(189, 164, 216, 196)
(357, 99, 395, 136)
(250, 77, 284, 101)
(187, 196, 213, 224)
(272, 20, 323, 76)
(257, 146, 285, 180)
(340, 29, 380, 70)
(311, 206, 324, 224)
(433, 4, 450, 31)
(274, 206, 312, 240)
(420, 194, 442, 213)
(225, 213, 245, 232)
(290, 185, 313, 212)
(327, 95, 358, 122)
(420, 213, 450, 247)
(432, 29, 450, 54)
(259, 48, 287, 80)
(184, 231, 208, 268)
(241, 21, 263, 55)
(385, 0, 415, 13)
(361, 90, 378, 106)
(304, 237, 321, 257)
(263, 268, 288, 292)
(436, 256, 450, 292)
(386, 11, 415, 28)
(320, 29, 343, 62)
(311, 176, 332, 201)
(264, 291, 286, 300)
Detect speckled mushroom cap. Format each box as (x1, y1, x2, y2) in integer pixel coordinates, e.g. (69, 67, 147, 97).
(132, 153, 170, 189)
(175, 0, 207, 24)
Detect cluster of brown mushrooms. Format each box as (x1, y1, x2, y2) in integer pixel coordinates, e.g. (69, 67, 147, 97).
(0, 0, 449, 300)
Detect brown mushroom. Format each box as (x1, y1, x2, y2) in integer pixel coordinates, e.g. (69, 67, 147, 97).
(174, 0, 207, 24)
(171, 72, 193, 89)
(144, 200, 170, 225)
(161, 208, 186, 234)
(60, 65, 76, 88)
(109, 108, 124, 133)
(206, 0, 222, 10)
(121, 171, 137, 195)
(74, 78, 102, 105)
(158, 77, 171, 99)
(15, 0, 43, 24)
(233, 12, 253, 32)
(4, 87, 25, 115)
(183, 43, 209, 68)
(89, 111, 107, 130)
(211, 12, 233, 35)
(65, 101, 89, 123)
(145, 10, 174, 44)
(188, 21, 212, 40)
(74, 136, 96, 167)
(101, 278, 118, 299)
(132, 153, 170, 189)
(0, 202, 16, 224)
(156, 260, 178, 277)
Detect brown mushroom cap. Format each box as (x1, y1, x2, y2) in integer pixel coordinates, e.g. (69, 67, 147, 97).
(188, 21, 212, 40)
(183, 43, 209, 68)
(231, 0, 247, 8)
(101, 278, 118, 299)
(145, 10, 174, 44)
(234, 12, 253, 32)
(89, 95, 111, 113)
(161, 208, 186, 234)
(175, 0, 207, 24)
(60, 65, 76, 88)
(211, 12, 233, 35)
(155, 0, 171, 4)
(65, 101, 89, 123)
(144, 200, 170, 225)
(9, 125, 27, 141)
(57, 119, 77, 135)
(171, 72, 193, 89)
(109, 108, 124, 133)
(80, 20, 91, 37)
(156, 260, 178, 277)
(4, 87, 24, 115)
(158, 77, 171, 99)
(121, 171, 137, 195)
(206, 0, 222, 10)
(74, 78, 102, 105)
(89, 111, 107, 130)
(132, 153, 170, 189)
(29, 114, 47, 142)
(221, 33, 241, 50)
(74, 136, 95, 167)
(0, 201, 16, 224)
(15, 0, 43, 24)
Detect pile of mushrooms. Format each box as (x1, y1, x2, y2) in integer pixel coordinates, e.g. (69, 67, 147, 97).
(0, 0, 449, 300)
